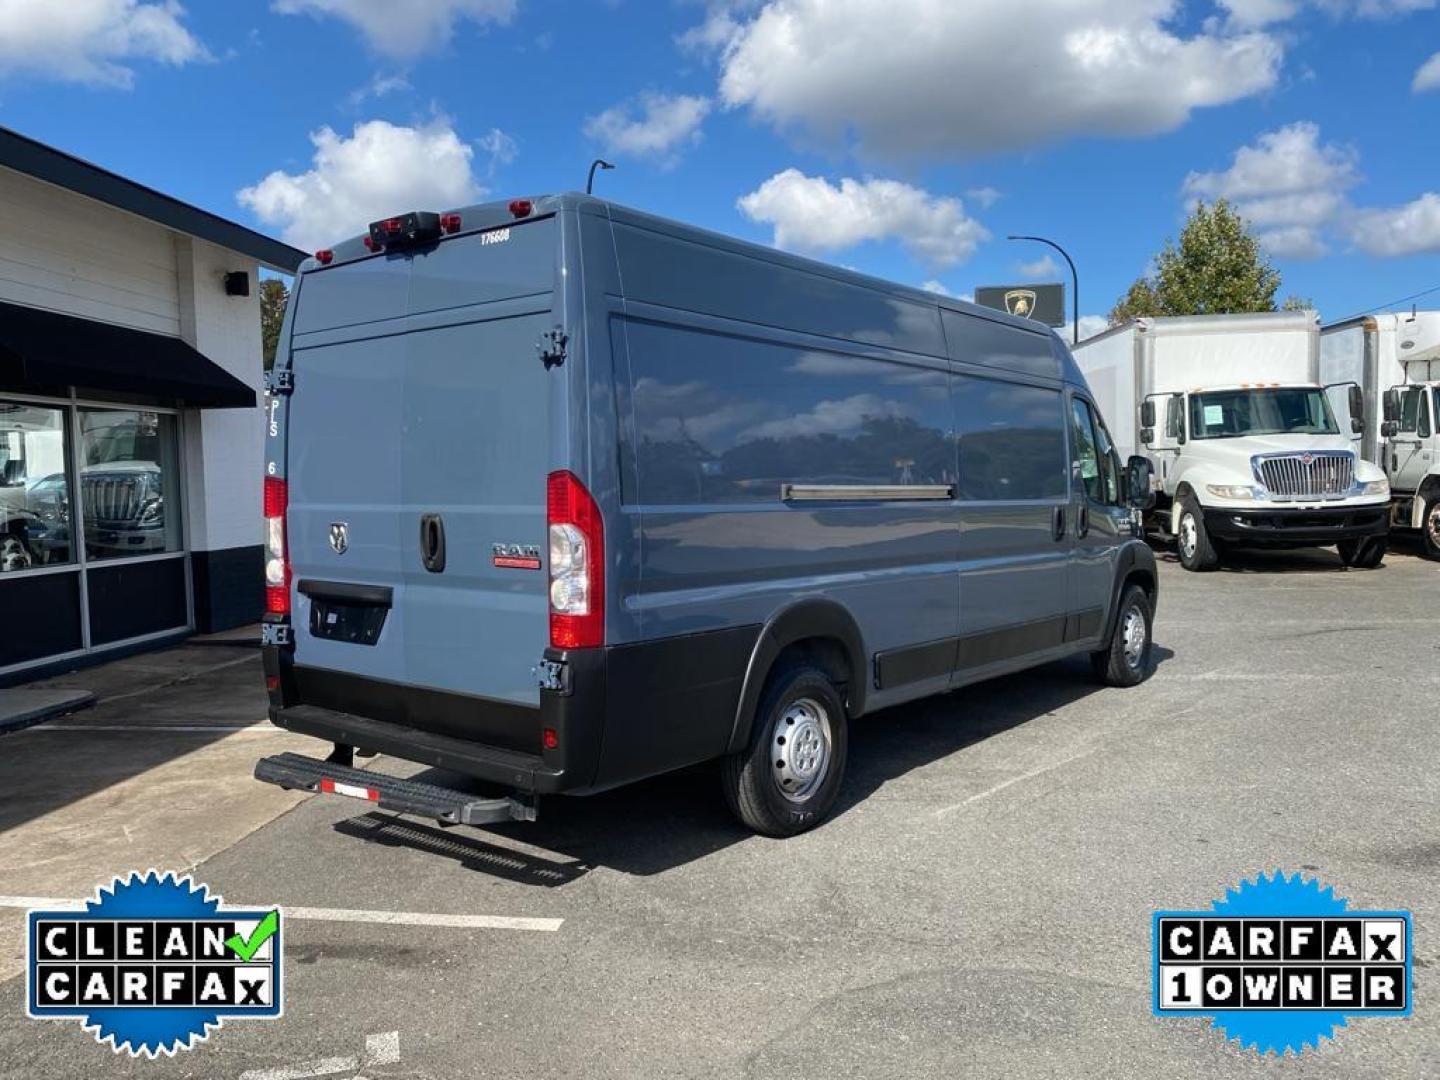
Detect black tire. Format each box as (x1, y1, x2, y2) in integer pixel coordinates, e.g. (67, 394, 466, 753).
(1175, 496, 1220, 572)
(1423, 496, 1440, 561)
(1337, 536, 1386, 569)
(721, 663, 848, 838)
(1091, 583, 1154, 687)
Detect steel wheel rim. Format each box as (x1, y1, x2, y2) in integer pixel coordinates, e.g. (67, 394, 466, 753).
(1121, 605, 1147, 669)
(1178, 514, 1197, 559)
(1428, 505, 1440, 547)
(771, 697, 832, 803)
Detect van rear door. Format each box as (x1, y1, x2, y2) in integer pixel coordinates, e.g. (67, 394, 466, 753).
(285, 218, 558, 751)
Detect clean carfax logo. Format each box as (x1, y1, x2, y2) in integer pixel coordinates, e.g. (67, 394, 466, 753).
(26, 871, 283, 1058)
(1153, 871, 1411, 1055)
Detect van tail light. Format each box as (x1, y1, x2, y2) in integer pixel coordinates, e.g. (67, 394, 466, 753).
(264, 476, 290, 617)
(547, 470, 603, 649)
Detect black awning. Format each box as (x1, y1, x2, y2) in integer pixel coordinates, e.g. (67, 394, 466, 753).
(0, 300, 256, 408)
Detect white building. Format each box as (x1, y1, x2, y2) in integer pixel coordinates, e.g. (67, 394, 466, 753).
(0, 126, 304, 681)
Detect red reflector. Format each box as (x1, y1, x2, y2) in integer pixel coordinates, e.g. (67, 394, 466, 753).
(508, 199, 533, 218)
(542, 727, 559, 750)
(382, 217, 405, 234)
(314, 249, 333, 265)
(440, 212, 462, 234)
(319, 778, 379, 801)
(263, 476, 288, 518)
(265, 586, 289, 615)
(364, 236, 377, 250)
(265, 675, 280, 691)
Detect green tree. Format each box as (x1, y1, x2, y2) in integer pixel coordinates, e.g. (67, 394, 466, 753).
(1280, 294, 1314, 312)
(1108, 199, 1282, 324)
(260, 278, 290, 370)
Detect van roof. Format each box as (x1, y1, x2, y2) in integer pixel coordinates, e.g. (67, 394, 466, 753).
(301, 192, 1060, 343)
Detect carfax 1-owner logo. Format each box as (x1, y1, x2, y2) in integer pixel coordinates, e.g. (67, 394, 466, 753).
(26, 871, 283, 1058)
(1153, 871, 1412, 1055)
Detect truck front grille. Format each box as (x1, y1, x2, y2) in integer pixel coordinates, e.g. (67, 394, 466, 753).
(1254, 452, 1354, 501)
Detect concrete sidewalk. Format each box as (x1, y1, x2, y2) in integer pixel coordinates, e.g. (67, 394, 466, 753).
(0, 641, 316, 982)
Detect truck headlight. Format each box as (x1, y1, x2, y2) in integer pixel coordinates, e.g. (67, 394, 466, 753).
(1356, 479, 1389, 498)
(1206, 484, 1258, 500)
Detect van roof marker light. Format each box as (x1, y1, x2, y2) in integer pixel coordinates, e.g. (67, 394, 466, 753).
(509, 199, 533, 218)
(314, 249, 333, 265)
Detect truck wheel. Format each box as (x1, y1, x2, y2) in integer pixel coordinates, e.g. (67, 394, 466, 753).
(1091, 584, 1154, 687)
(1424, 497, 1440, 560)
(1337, 536, 1386, 569)
(1176, 498, 1220, 572)
(721, 663, 848, 838)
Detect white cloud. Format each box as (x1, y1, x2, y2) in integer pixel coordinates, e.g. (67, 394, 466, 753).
(346, 71, 410, 107)
(237, 119, 483, 252)
(1348, 193, 1440, 257)
(699, 0, 1282, 158)
(1017, 254, 1060, 278)
(582, 93, 711, 165)
(965, 186, 1002, 209)
(0, 0, 208, 87)
(737, 169, 990, 269)
(1071, 314, 1110, 342)
(1415, 50, 1440, 92)
(1219, 0, 1435, 25)
(477, 126, 517, 171)
(920, 280, 952, 296)
(1182, 122, 1359, 259)
(273, 0, 515, 58)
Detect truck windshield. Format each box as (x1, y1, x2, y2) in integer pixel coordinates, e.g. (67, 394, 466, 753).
(1188, 388, 1338, 440)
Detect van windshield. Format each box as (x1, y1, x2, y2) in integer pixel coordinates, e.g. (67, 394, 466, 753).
(1188, 388, 1338, 440)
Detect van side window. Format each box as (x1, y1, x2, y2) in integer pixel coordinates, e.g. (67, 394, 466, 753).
(952, 376, 1067, 500)
(1400, 387, 1426, 434)
(621, 320, 955, 505)
(1069, 398, 1121, 504)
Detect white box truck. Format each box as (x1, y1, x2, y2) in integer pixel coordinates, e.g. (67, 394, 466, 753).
(1075, 311, 1391, 571)
(1319, 310, 1440, 558)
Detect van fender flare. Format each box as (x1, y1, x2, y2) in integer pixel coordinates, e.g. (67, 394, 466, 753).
(1101, 541, 1159, 646)
(725, 599, 867, 755)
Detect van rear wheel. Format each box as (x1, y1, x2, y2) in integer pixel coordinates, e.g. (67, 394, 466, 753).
(1423, 496, 1440, 560)
(721, 664, 848, 837)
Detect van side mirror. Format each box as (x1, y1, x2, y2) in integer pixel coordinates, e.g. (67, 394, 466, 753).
(1348, 384, 1364, 423)
(1351, 416, 1364, 434)
(1381, 419, 1399, 438)
(1139, 400, 1156, 428)
(1383, 388, 1402, 422)
(1140, 427, 1155, 445)
(1125, 455, 1156, 510)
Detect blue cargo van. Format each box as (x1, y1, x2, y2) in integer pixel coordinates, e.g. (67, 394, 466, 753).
(256, 194, 1158, 837)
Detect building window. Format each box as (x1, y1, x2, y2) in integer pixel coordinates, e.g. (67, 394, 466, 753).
(78, 408, 182, 561)
(0, 400, 73, 572)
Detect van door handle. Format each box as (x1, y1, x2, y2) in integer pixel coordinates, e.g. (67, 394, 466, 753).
(419, 513, 446, 573)
(1051, 505, 1066, 541)
(1076, 504, 1090, 539)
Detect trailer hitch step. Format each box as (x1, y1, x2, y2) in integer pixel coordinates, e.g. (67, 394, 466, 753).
(254, 752, 536, 826)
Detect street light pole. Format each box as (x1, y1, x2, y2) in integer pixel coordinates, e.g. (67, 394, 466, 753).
(586, 159, 614, 195)
(1008, 234, 1079, 345)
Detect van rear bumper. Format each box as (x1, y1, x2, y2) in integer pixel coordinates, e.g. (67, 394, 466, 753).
(1202, 504, 1389, 545)
(263, 623, 759, 796)
(266, 702, 570, 793)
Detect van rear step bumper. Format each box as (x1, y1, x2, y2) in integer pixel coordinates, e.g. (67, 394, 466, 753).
(254, 752, 537, 826)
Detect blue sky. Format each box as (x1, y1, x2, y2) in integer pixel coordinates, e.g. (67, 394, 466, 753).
(1, 1, 1437, 333)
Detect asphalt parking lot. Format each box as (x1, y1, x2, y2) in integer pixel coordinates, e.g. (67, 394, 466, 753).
(2, 540, 1437, 1079)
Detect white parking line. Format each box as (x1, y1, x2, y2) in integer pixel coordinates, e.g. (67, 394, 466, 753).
(0, 897, 561, 932)
(17, 724, 272, 734)
(239, 1031, 399, 1080)
(933, 746, 1099, 818)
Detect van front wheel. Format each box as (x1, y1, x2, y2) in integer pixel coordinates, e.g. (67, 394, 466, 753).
(721, 664, 848, 837)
